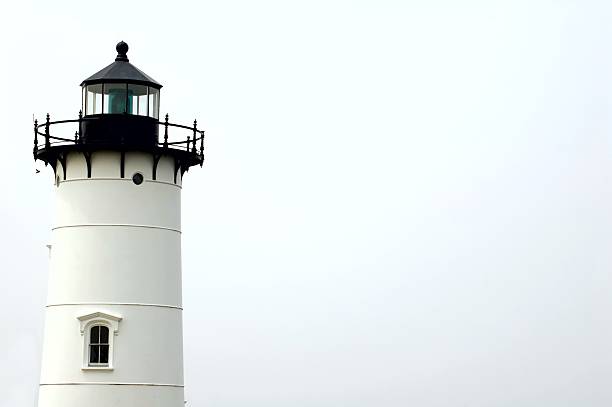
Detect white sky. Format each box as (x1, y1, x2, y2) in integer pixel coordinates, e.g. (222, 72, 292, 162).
(1, 0, 612, 405)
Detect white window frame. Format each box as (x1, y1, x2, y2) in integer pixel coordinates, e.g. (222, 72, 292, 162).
(77, 312, 122, 370)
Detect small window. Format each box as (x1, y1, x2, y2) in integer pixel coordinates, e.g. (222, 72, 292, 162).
(78, 312, 121, 370)
(89, 325, 110, 366)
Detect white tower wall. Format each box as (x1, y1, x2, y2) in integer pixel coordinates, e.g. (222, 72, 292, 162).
(38, 151, 186, 407)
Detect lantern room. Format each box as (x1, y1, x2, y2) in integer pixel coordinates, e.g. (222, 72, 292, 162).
(81, 42, 161, 119)
(33, 41, 205, 180)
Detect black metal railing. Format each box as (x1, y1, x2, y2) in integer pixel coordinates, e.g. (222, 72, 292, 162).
(33, 111, 205, 165)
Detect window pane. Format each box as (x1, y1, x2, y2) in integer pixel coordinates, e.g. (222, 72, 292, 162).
(99, 345, 109, 364)
(128, 84, 148, 115)
(138, 94, 148, 116)
(86, 85, 103, 115)
(90, 345, 99, 364)
(148, 87, 160, 119)
(90, 326, 100, 343)
(99, 326, 109, 344)
(104, 83, 128, 114)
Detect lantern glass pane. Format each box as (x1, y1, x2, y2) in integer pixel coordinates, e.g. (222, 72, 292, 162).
(128, 84, 148, 116)
(103, 83, 130, 114)
(86, 84, 103, 115)
(148, 88, 160, 119)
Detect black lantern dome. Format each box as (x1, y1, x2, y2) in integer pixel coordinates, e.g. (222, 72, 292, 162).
(81, 42, 161, 88)
(33, 42, 205, 181)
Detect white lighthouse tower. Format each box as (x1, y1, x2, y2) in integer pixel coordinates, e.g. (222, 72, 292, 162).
(33, 42, 204, 407)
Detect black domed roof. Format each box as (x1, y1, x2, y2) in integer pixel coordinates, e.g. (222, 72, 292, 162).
(80, 42, 162, 88)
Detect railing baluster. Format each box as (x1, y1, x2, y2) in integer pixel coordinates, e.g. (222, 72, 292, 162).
(45, 113, 50, 149)
(192, 120, 197, 153)
(200, 130, 204, 166)
(164, 114, 169, 147)
(186, 136, 190, 151)
(78, 110, 83, 143)
(33, 119, 39, 156)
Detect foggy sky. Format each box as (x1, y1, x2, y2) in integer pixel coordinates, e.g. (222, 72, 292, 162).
(1, 0, 611, 406)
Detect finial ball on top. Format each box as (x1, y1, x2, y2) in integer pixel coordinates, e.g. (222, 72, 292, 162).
(116, 41, 129, 56)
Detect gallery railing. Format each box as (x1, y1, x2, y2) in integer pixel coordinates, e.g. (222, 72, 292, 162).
(33, 111, 205, 166)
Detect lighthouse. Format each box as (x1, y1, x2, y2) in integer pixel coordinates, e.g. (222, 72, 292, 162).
(33, 42, 204, 406)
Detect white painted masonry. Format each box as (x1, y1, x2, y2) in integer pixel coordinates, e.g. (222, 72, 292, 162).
(38, 151, 185, 407)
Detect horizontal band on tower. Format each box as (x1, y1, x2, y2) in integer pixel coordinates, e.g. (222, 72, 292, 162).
(46, 302, 183, 310)
(58, 177, 182, 189)
(52, 223, 181, 233)
(40, 382, 184, 388)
